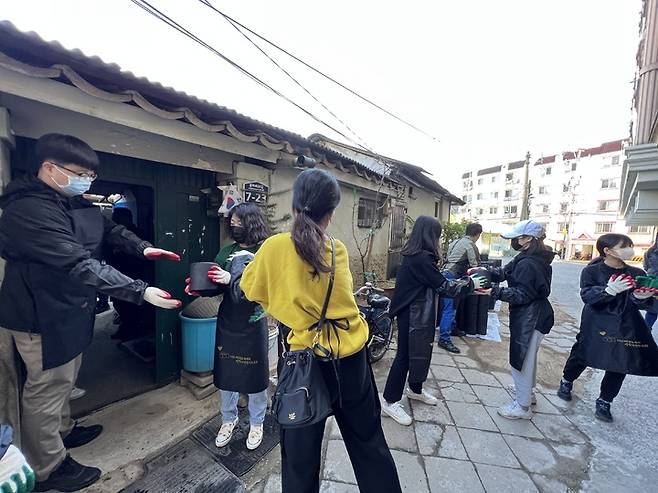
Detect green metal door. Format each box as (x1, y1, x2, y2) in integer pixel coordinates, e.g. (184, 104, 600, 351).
(153, 167, 219, 382)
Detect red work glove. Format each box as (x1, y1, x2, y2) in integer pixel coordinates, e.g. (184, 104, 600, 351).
(184, 277, 200, 297)
(143, 247, 181, 262)
(632, 287, 655, 300)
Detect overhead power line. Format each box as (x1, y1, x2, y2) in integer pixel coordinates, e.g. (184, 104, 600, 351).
(197, 0, 440, 143)
(211, 2, 372, 151)
(129, 0, 370, 150)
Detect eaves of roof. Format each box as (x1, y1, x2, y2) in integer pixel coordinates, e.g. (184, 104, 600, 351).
(0, 21, 393, 184)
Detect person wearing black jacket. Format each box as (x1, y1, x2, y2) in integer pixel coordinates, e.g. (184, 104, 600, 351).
(485, 220, 555, 421)
(381, 216, 485, 426)
(557, 234, 658, 422)
(0, 134, 181, 492)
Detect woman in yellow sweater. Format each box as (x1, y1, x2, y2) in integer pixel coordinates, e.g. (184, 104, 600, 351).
(240, 169, 401, 493)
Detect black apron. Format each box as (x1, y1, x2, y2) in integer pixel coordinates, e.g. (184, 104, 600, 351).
(408, 287, 437, 384)
(578, 297, 658, 376)
(213, 253, 269, 394)
(35, 207, 101, 369)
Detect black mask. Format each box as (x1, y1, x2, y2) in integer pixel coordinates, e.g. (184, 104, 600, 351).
(230, 225, 247, 244)
(511, 238, 523, 251)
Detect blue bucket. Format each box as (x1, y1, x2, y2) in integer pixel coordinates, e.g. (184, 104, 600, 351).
(179, 314, 217, 373)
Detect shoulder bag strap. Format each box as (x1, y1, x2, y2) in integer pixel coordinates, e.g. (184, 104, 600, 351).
(317, 237, 336, 331)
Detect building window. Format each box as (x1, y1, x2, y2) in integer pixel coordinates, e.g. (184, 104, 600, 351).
(601, 178, 618, 189)
(492, 192, 499, 199)
(506, 173, 514, 182)
(357, 198, 378, 228)
(629, 225, 651, 233)
(476, 208, 484, 216)
(541, 167, 552, 177)
(408, 186, 415, 198)
(572, 162, 577, 171)
(434, 202, 439, 218)
(491, 176, 497, 183)
(560, 203, 568, 214)
(466, 195, 472, 203)
(611, 155, 620, 166)
(539, 186, 548, 195)
(563, 184, 570, 193)
(542, 204, 550, 214)
(595, 222, 614, 234)
(477, 193, 483, 200)
(557, 222, 568, 233)
(489, 207, 497, 215)
(462, 195, 467, 202)
(504, 205, 518, 216)
(477, 178, 483, 185)
(505, 189, 513, 198)
(597, 200, 618, 212)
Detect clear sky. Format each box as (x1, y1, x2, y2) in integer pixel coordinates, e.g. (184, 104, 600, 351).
(1, 0, 642, 194)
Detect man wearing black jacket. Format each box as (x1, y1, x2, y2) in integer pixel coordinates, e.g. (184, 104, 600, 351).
(0, 134, 181, 492)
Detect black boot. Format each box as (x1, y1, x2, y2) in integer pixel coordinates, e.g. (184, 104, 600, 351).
(62, 424, 103, 449)
(438, 339, 461, 354)
(595, 398, 613, 422)
(33, 455, 101, 492)
(557, 379, 573, 401)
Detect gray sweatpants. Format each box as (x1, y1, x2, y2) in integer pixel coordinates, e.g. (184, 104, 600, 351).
(511, 330, 544, 408)
(7, 329, 81, 481)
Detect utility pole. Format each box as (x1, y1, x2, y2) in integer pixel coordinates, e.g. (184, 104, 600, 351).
(520, 151, 531, 220)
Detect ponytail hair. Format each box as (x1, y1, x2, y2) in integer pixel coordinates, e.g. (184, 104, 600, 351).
(291, 168, 341, 277)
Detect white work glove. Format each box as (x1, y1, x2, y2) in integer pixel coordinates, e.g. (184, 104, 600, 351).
(208, 266, 231, 285)
(0, 444, 35, 493)
(143, 287, 182, 309)
(469, 273, 487, 290)
(604, 274, 634, 296)
(632, 287, 655, 300)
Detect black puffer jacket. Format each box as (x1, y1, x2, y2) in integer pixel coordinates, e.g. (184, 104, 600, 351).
(491, 249, 555, 371)
(0, 176, 150, 369)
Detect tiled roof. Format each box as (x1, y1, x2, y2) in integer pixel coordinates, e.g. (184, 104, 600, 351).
(0, 21, 393, 182)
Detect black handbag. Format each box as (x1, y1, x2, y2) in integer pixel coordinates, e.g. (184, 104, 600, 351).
(272, 238, 336, 428)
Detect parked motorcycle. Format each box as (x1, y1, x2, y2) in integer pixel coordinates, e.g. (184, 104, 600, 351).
(354, 283, 393, 363)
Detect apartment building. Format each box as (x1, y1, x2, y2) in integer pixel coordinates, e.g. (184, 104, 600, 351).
(458, 160, 526, 231)
(458, 139, 655, 259)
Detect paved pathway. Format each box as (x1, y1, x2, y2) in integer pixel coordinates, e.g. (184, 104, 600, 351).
(257, 318, 593, 493)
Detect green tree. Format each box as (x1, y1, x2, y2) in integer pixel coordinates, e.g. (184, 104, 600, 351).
(441, 219, 467, 254)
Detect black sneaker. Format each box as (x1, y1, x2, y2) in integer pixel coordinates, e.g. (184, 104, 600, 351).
(557, 379, 573, 401)
(438, 339, 461, 354)
(595, 398, 614, 422)
(62, 425, 103, 449)
(33, 455, 101, 492)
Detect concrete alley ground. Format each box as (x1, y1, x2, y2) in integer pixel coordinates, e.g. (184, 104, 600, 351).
(74, 261, 658, 492)
(249, 260, 658, 493)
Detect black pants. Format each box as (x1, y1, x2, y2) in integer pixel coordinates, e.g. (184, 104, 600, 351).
(280, 349, 401, 493)
(383, 308, 423, 403)
(563, 347, 626, 402)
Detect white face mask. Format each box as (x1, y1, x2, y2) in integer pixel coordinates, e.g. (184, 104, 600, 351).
(611, 247, 635, 261)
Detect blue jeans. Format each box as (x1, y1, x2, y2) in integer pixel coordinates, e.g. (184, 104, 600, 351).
(646, 311, 657, 329)
(438, 272, 457, 343)
(220, 389, 268, 426)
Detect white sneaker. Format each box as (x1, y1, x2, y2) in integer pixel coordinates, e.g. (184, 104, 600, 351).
(381, 400, 413, 426)
(215, 418, 239, 448)
(70, 386, 87, 401)
(506, 384, 537, 405)
(246, 424, 264, 450)
(497, 401, 533, 420)
(405, 388, 439, 406)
